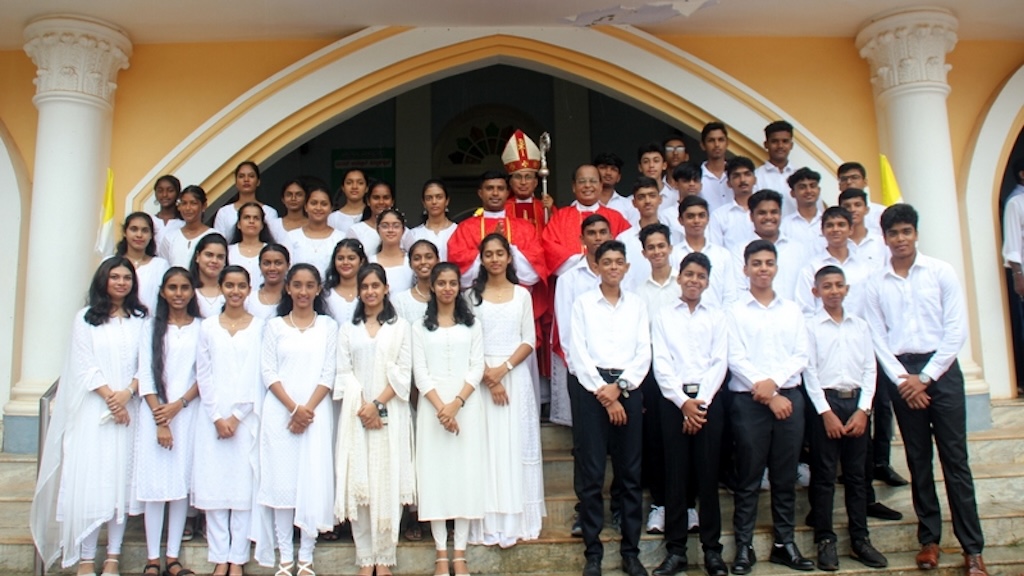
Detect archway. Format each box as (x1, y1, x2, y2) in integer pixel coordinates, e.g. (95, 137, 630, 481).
(126, 25, 846, 212)
(961, 62, 1024, 400)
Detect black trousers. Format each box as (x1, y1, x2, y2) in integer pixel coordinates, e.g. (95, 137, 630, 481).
(808, 391, 869, 543)
(660, 390, 725, 556)
(569, 373, 644, 560)
(885, 355, 984, 554)
(864, 364, 895, 504)
(731, 388, 805, 546)
(641, 370, 666, 506)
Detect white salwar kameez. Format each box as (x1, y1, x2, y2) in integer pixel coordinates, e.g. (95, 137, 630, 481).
(391, 290, 427, 326)
(255, 316, 338, 565)
(468, 287, 546, 547)
(135, 319, 200, 501)
(324, 289, 358, 326)
(287, 228, 347, 280)
(412, 321, 486, 521)
(31, 310, 144, 569)
(158, 227, 217, 269)
(334, 319, 415, 568)
(193, 316, 264, 565)
(134, 257, 171, 314)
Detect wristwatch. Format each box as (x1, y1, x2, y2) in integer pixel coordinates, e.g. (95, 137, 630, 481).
(373, 400, 389, 425)
(919, 373, 932, 385)
(616, 378, 630, 398)
(180, 397, 189, 408)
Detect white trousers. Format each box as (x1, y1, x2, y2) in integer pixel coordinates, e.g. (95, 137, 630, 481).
(351, 505, 397, 567)
(80, 516, 127, 561)
(205, 509, 251, 564)
(431, 518, 469, 551)
(273, 508, 316, 563)
(144, 499, 189, 559)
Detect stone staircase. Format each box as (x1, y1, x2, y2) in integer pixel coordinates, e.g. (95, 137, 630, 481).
(1, 401, 1023, 575)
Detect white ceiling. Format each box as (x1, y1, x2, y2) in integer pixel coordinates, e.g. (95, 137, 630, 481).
(1, 0, 1020, 50)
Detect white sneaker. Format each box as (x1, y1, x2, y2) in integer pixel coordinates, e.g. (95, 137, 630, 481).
(760, 469, 771, 491)
(797, 463, 811, 488)
(687, 508, 699, 532)
(646, 504, 665, 534)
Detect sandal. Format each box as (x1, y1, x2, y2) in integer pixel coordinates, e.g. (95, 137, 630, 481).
(100, 558, 120, 576)
(76, 561, 96, 576)
(274, 561, 294, 576)
(181, 515, 196, 541)
(164, 560, 196, 576)
(296, 560, 315, 576)
(434, 557, 450, 576)
(452, 556, 471, 576)
(318, 525, 341, 541)
(142, 562, 161, 576)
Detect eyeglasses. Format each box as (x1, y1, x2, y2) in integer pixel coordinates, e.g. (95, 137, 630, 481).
(575, 178, 600, 186)
(378, 222, 404, 231)
(838, 174, 864, 183)
(510, 173, 537, 182)
(665, 146, 686, 154)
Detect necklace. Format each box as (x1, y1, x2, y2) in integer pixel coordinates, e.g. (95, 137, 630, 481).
(289, 312, 316, 332)
(221, 314, 246, 331)
(413, 284, 428, 300)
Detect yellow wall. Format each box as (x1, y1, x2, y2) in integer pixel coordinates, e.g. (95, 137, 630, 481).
(1, 33, 1022, 213)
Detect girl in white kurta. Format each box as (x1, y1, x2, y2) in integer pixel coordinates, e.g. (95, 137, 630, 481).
(151, 174, 183, 245)
(228, 202, 273, 289)
(412, 263, 485, 576)
(135, 267, 201, 576)
(327, 168, 369, 234)
(116, 211, 170, 314)
(194, 266, 264, 576)
(347, 181, 414, 255)
(245, 244, 290, 320)
(258, 264, 337, 576)
(158, 185, 216, 268)
(404, 179, 456, 261)
(323, 238, 368, 325)
(31, 257, 147, 576)
(267, 179, 308, 245)
(213, 161, 279, 239)
(191, 234, 228, 318)
(334, 264, 415, 576)
(288, 186, 347, 280)
(370, 209, 415, 291)
(466, 234, 545, 548)
(391, 239, 438, 325)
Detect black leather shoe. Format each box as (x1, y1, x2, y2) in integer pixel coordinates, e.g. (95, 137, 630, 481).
(865, 501, 903, 521)
(769, 542, 815, 571)
(622, 556, 648, 576)
(704, 550, 728, 576)
(652, 553, 687, 576)
(583, 557, 602, 576)
(816, 539, 839, 571)
(850, 538, 888, 568)
(731, 545, 756, 575)
(874, 465, 909, 486)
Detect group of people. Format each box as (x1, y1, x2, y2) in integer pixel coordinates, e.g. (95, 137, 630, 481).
(30, 121, 989, 576)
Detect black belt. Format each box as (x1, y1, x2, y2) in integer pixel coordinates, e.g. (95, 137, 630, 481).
(683, 383, 700, 398)
(597, 367, 624, 384)
(824, 388, 860, 400)
(897, 351, 935, 363)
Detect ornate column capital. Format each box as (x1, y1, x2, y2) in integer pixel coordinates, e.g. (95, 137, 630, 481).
(23, 14, 132, 106)
(855, 6, 958, 96)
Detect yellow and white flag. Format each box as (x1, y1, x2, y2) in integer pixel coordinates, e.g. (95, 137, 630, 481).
(879, 154, 903, 206)
(94, 168, 115, 256)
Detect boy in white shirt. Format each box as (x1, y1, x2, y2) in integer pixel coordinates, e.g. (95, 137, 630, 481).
(804, 265, 888, 571)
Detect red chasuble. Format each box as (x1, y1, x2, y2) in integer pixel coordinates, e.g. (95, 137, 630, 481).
(540, 204, 631, 275)
(505, 198, 554, 237)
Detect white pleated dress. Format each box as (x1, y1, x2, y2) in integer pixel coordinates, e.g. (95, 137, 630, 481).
(192, 316, 265, 511)
(30, 310, 144, 568)
(412, 321, 486, 521)
(134, 319, 200, 502)
(468, 287, 546, 547)
(257, 316, 338, 535)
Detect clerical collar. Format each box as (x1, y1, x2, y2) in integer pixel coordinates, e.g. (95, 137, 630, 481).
(483, 209, 507, 218)
(572, 202, 599, 213)
(514, 198, 534, 204)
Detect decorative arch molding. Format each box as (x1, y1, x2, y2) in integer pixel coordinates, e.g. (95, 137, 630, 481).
(126, 25, 846, 211)
(0, 119, 31, 414)
(961, 62, 1024, 400)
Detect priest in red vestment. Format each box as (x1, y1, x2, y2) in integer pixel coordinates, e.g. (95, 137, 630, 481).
(541, 164, 631, 276)
(502, 129, 556, 236)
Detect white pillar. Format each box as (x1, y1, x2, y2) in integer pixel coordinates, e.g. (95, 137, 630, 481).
(3, 15, 131, 453)
(856, 7, 991, 428)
